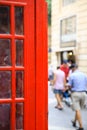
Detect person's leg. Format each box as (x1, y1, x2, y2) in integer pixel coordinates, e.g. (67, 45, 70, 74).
(54, 94, 59, 108)
(76, 92, 87, 129)
(72, 109, 83, 129)
(75, 110, 83, 128)
(71, 92, 80, 127)
(55, 93, 63, 108)
(74, 111, 77, 122)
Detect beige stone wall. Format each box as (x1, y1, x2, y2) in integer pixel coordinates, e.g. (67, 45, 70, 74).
(77, 0, 87, 73)
(51, 0, 87, 74)
(51, 0, 60, 68)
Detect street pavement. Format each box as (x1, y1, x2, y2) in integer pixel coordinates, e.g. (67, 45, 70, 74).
(48, 82, 87, 130)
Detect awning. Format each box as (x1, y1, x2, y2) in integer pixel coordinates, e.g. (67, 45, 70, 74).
(52, 47, 75, 52)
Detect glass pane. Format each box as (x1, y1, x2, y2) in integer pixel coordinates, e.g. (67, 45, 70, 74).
(0, 6, 10, 34)
(63, 0, 75, 6)
(16, 103, 24, 130)
(61, 20, 66, 35)
(0, 71, 11, 98)
(15, 7, 24, 35)
(16, 40, 24, 66)
(0, 104, 11, 130)
(16, 71, 24, 98)
(0, 39, 11, 66)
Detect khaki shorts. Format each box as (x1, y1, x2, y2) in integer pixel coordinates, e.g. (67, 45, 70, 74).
(71, 92, 87, 111)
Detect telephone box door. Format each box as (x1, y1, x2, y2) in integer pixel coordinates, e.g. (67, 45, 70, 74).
(0, 0, 36, 130)
(0, 0, 48, 130)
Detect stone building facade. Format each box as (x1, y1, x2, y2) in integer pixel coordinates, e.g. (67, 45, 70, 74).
(51, 0, 87, 73)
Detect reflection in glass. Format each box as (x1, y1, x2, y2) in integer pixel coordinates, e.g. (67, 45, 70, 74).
(0, 104, 10, 130)
(16, 40, 24, 66)
(61, 16, 76, 35)
(0, 6, 10, 34)
(16, 103, 24, 130)
(16, 71, 24, 98)
(0, 71, 11, 98)
(15, 7, 24, 35)
(0, 39, 11, 66)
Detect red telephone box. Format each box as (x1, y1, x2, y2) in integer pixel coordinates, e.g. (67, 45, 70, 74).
(0, 0, 48, 130)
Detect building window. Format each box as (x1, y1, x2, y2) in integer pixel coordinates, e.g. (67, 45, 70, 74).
(63, 0, 76, 6)
(60, 16, 76, 47)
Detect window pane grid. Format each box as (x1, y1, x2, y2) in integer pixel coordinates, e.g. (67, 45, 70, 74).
(63, 0, 76, 6)
(0, 4, 25, 130)
(60, 16, 76, 43)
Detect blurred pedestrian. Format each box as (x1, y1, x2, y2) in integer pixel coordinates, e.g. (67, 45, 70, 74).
(68, 64, 87, 130)
(60, 60, 71, 105)
(60, 60, 69, 81)
(52, 66, 66, 110)
(48, 64, 54, 85)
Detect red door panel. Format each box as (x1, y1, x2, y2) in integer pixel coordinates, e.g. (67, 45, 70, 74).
(0, 0, 48, 130)
(35, 1, 48, 130)
(0, 1, 35, 130)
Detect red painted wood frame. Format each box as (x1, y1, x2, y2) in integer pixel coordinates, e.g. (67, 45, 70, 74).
(35, 1, 48, 130)
(0, 0, 48, 130)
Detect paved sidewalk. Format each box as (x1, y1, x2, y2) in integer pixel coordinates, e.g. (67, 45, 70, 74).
(48, 83, 87, 130)
(49, 126, 75, 130)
